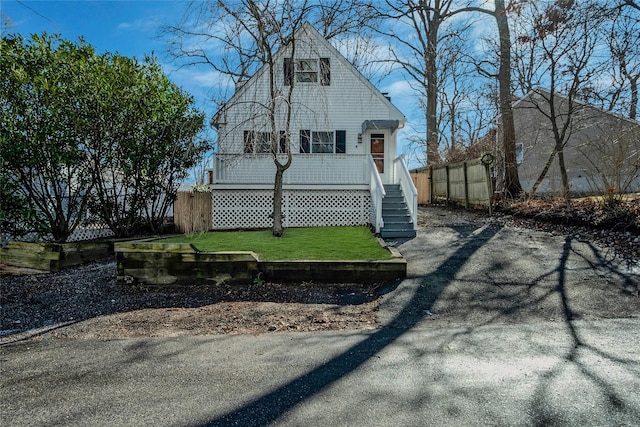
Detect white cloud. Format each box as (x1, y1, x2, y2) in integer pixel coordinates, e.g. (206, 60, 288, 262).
(161, 62, 233, 90)
(116, 16, 161, 33)
(384, 79, 414, 99)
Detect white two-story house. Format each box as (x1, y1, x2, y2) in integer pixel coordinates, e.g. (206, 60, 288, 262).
(208, 22, 416, 238)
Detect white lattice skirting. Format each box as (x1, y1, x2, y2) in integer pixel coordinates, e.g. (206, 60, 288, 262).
(211, 189, 372, 229)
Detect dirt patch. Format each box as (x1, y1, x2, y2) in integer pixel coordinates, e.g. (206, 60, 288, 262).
(0, 259, 382, 341)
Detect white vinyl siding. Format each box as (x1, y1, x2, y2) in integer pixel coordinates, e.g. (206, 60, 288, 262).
(217, 24, 404, 156)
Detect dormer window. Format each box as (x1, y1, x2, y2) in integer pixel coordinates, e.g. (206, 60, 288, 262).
(284, 57, 330, 86)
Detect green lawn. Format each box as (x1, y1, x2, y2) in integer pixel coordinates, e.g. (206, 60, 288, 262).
(159, 226, 392, 261)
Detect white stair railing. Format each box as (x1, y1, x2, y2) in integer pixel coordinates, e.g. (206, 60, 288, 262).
(368, 156, 386, 233)
(393, 155, 418, 230)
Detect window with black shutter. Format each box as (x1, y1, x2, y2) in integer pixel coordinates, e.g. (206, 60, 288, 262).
(279, 130, 288, 153)
(320, 58, 330, 86)
(284, 57, 292, 86)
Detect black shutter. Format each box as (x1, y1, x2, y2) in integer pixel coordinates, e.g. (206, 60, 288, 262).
(300, 129, 310, 153)
(336, 130, 346, 153)
(243, 130, 253, 153)
(279, 130, 287, 153)
(284, 57, 292, 86)
(320, 58, 330, 86)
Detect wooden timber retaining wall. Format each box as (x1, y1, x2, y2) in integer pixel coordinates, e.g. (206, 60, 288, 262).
(115, 240, 406, 288)
(0, 240, 113, 272)
(174, 192, 212, 234)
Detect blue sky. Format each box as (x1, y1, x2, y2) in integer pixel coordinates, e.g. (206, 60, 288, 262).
(1, 1, 212, 108)
(1, 0, 423, 170)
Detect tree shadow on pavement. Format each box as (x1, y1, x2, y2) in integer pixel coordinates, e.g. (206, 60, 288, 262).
(199, 223, 503, 427)
(528, 237, 640, 425)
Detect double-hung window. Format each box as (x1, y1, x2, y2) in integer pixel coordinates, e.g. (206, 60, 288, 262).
(284, 57, 330, 85)
(296, 59, 318, 83)
(312, 131, 334, 153)
(244, 131, 290, 154)
(244, 131, 272, 154)
(300, 130, 346, 154)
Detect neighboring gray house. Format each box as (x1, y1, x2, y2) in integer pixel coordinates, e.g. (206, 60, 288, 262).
(503, 89, 640, 195)
(207, 23, 416, 238)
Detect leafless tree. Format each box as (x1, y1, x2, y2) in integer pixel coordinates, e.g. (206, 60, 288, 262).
(513, 0, 607, 198)
(578, 124, 640, 203)
(372, 1, 474, 166)
(457, 0, 524, 197)
(164, 0, 378, 236)
(437, 35, 497, 162)
(606, 4, 640, 119)
(564, 1, 640, 118)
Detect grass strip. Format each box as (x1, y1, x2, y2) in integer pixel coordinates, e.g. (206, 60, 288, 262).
(159, 226, 392, 261)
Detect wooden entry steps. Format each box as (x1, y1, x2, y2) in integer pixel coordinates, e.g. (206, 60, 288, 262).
(380, 184, 416, 239)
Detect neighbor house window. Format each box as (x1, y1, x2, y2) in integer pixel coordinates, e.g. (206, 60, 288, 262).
(244, 131, 272, 154)
(515, 142, 524, 164)
(299, 130, 346, 153)
(284, 57, 330, 86)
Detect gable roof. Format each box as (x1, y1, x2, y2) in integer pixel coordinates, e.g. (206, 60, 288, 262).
(508, 88, 640, 126)
(212, 22, 405, 128)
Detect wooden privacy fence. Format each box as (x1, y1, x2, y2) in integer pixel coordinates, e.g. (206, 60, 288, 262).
(174, 191, 212, 234)
(411, 158, 494, 213)
(409, 171, 431, 205)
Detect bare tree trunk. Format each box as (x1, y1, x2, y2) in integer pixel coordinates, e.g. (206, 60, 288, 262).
(377, 0, 460, 166)
(530, 147, 557, 196)
(425, 7, 440, 165)
(557, 149, 570, 198)
(272, 165, 286, 237)
(629, 76, 638, 120)
(495, 0, 522, 198)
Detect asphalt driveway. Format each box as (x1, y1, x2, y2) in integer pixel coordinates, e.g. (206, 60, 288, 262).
(1, 207, 639, 426)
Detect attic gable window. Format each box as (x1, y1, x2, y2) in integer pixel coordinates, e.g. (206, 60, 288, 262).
(297, 59, 318, 82)
(284, 57, 330, 85)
